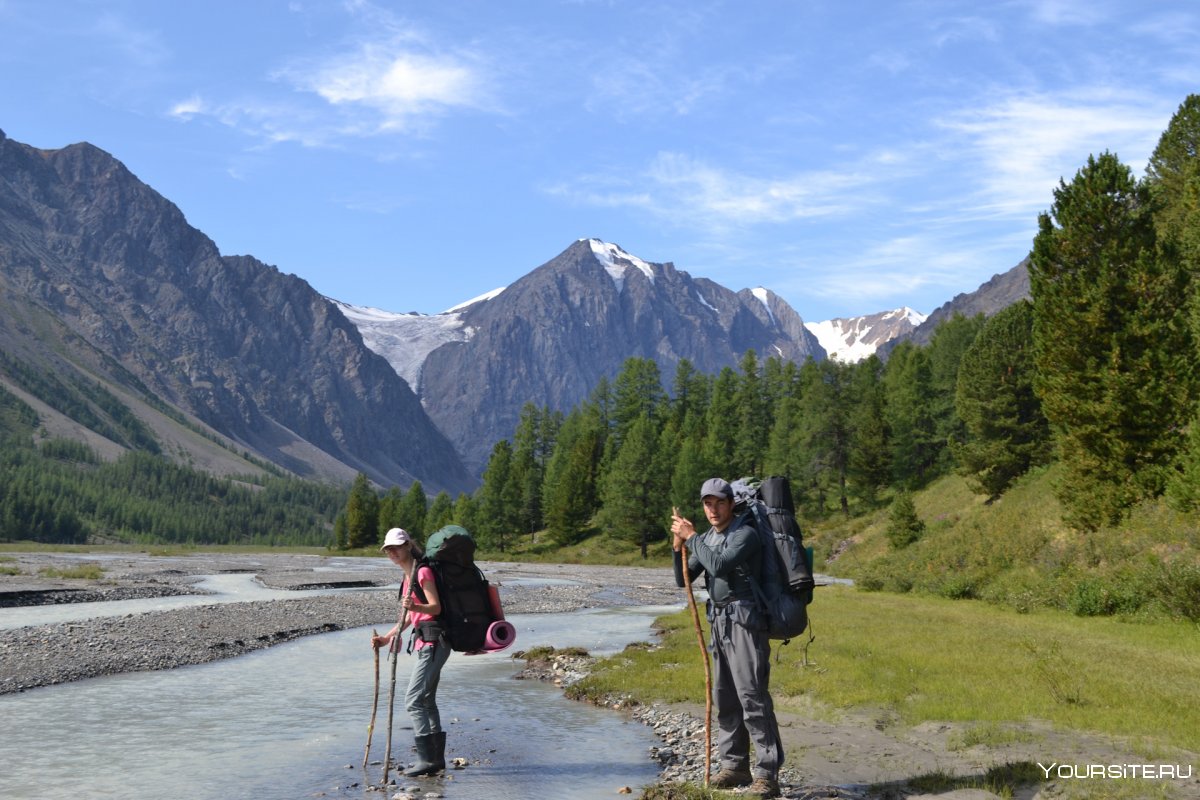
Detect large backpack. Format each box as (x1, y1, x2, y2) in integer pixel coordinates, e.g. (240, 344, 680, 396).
(730, 476, 815, 643)
(409, 525, 498, 653)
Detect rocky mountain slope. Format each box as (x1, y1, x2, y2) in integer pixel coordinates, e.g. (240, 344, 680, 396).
(0, 128, 473, 494)
(347, 239, 826, 473)
(878, 259, 1031, 356)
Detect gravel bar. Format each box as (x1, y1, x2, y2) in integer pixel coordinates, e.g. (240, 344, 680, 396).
(0, 553, 684, 695)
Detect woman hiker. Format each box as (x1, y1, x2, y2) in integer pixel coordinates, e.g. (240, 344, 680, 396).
(371, 527, 449, 777)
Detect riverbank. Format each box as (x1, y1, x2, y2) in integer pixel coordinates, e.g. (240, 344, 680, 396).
(0, 551, 680, 694)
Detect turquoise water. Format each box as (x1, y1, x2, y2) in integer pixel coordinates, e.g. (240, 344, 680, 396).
(0, 606, 674, 800)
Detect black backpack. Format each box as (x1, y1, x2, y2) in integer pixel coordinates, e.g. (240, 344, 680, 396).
(730, 476, 815, 643)
(407, 525, 497, 653)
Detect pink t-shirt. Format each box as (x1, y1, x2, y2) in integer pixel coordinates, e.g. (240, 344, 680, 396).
(405, 565, 438, 650)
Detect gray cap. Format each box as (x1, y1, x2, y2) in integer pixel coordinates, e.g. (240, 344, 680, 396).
(700, 477, 732, 500)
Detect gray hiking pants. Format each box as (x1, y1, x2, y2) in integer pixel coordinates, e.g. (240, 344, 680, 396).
(709, 600, 783, 779)
(405, 638, 451, 737)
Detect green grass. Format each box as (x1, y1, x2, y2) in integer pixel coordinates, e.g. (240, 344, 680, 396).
(37, 563, 104, 579)
(576, 586, 1200, 754)
(808, 466, 1200, 622)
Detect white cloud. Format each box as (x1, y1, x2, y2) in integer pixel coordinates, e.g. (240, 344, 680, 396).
(936, 91, 1172, 216)
(551, 151, 880, 231)
(288, 44, 485, 130)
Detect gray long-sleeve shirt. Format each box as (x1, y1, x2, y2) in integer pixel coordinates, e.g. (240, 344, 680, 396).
(673, 515, 762, 606)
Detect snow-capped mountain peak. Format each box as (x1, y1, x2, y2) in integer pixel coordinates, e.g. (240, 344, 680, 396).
(805, 307, 927, 363)
(587, 238, 656, 291)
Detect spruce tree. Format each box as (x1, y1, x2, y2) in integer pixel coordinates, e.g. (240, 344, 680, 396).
(1031, 151, 1192, 528)
(1148, 96, 1200, 508)
(952, 300, 1050, 499)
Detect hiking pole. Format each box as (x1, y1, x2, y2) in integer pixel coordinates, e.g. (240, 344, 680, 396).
(382, 579, 413, 786)
(675, 508, 712, 788)
(381, 633, 399, 785)
(363, 628, 381, 768)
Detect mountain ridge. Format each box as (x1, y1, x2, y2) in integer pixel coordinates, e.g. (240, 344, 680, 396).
(0, 128, 474, 494)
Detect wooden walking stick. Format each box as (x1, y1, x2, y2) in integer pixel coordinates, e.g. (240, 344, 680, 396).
(362, 628, 381, 768)
(381, 577, 413, 785)
(675, 508, 713, 787)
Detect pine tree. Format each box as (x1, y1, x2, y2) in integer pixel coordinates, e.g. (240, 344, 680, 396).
(732, 350, 769, 477)
(542, 406, 603, 546)
(510, 403, 554, 537)
(886, 491, 925, 549)
(377, 486, 404, 537)
(452, 492, 480, 536)
(846, 355, 891, 508)
(396, 481, 428, 542)
(597, 413, 665, 558)
(883, 342, 938, 488)
(344, 473, 379, 549)
(702, 367, 741, 472)
(1031, 151, 1192, 528)
(952, 300, 1051, 499)
(670, 358, 711, 430)
(927, 312, 985, 474)
(476, 441, 518, 551)
(796, 358, 852, 514)
(424, 491, 454, 534)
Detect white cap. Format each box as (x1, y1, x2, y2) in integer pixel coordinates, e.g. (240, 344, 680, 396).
(380, 528, 412, 550)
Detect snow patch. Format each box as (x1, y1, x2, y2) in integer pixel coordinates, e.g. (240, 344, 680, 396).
(751, 287, 776, 325)
(333, 300, 472, 390)
(695, 289, 718, 313)
(805, 319, 877, 363)
(587, 239, 655, 292)
(445, 286, 505, 313)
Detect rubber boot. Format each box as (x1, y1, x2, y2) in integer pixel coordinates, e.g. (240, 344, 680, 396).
(433, 731, 447, 771)
(404, 734, 441, 777)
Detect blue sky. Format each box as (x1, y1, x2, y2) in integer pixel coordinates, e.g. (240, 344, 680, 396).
(2, 1, 1196, 322)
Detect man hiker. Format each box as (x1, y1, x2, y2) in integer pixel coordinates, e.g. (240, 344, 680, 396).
(671, 477, 783, 798)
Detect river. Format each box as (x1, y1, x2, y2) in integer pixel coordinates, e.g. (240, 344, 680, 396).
(0, 581, 677, 800)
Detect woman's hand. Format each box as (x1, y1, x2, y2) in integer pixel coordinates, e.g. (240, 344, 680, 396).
(371, 632, 393, 650)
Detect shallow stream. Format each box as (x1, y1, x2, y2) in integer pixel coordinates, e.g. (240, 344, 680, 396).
(1, 589, 676, 799)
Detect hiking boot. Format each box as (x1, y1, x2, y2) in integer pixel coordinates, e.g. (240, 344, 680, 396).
(747, 775, 780, 798)
(404, 734, 442, 777)
(709, 766, 752, 788)
(432, 730, 446, 771)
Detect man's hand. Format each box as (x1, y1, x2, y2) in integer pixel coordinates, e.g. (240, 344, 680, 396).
(670, 506, 695, 551)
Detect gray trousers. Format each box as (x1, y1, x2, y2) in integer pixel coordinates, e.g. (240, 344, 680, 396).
(709, 600, 783, 778)
(405, 638, 451, 737)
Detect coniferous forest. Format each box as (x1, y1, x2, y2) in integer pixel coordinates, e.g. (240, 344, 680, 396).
(4, 97, 1199, 620)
